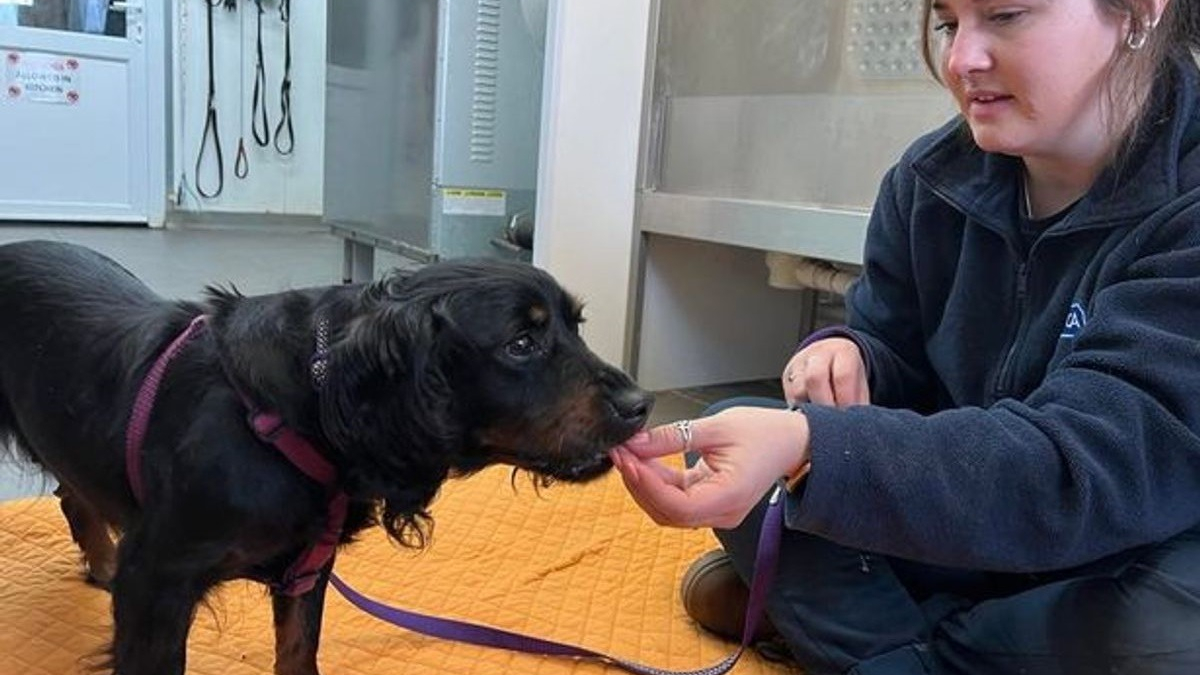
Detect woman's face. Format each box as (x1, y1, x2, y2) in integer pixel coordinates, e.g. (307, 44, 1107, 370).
(932, 0, 1127, 164)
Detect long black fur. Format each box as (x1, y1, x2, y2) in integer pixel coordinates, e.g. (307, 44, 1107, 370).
(0, 240, 651, 675)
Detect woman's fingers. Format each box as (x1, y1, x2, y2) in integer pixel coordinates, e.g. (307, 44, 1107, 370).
(803, 349, 837, 405)
(782, 352, 806, 405)
(611, 448, 686, 525)
(620, 418, 705, 460)
(786, 338, 869, 408)
(612, 448, 743, 528)
(832, 348, 870, 406)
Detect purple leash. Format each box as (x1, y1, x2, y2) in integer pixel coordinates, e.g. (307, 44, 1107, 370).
(330, 485, 787, 675)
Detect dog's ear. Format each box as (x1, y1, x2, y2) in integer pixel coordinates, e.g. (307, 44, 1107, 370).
(318, 290, 460, 548)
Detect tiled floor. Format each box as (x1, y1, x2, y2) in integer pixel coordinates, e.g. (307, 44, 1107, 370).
(0, 222, 793, 501)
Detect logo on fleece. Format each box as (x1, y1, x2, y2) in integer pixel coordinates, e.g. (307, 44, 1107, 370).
(1060, 302, 1088, 339)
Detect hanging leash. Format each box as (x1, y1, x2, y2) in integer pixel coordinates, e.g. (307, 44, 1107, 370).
(175, 0, 202, 208)
(251, 0, 271, 147)
(233, 0, 249, 179)
(273, 0, 294, 155)
(194, 0, 226, 198)
(329, 486, 786, 675)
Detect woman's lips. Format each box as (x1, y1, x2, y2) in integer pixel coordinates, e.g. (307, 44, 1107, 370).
(963, 91, 1014, 118)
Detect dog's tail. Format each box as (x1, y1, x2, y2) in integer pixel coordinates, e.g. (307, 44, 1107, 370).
(0, 393, 30, 462)
(0, 393, 24, 466)
(0, 392, 12, 456)
(0, 394, 54, 497)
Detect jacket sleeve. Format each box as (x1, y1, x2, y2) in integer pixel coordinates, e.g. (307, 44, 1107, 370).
(838, 163, 940, 412)
(789, 212, 1200, 572)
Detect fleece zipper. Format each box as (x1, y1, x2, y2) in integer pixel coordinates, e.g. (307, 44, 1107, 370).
(992, 261, 1029, 402)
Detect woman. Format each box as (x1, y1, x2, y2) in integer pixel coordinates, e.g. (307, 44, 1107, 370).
(611, 0, 1200, 673)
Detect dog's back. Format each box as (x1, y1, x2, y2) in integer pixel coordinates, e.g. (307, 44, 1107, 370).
(0, 241, 198, 509)
(0, 239, 161, 400)
(0, 239, 159, 317)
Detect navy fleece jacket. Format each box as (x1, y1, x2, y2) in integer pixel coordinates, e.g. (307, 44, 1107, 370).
(790, 55, 1200, 573)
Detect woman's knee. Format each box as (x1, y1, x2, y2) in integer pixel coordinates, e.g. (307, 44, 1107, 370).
(934, 529, 1200, 673)
(1096, 529, 1200, 658)
(700, 395, 787, 418)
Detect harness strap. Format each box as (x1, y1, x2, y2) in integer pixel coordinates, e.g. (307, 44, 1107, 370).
(246, 409, 348, 595)
(124, 314, 347, 596)
(126, 314, 210, 503)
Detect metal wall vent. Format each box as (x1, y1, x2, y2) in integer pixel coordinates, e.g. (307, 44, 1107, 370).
(471, 0, 500, 163)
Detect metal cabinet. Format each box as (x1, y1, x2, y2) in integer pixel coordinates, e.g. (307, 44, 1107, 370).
(324, 0, 546, 280)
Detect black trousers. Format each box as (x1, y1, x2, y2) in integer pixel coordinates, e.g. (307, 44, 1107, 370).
(700, 398, 1200, 675)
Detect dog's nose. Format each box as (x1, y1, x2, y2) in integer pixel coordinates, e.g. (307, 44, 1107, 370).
(611, 388, 654, 427)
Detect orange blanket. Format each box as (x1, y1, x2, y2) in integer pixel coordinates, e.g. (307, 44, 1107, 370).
(0, 467, 790, 674)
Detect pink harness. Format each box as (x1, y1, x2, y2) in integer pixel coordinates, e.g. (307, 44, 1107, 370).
(123, 314, 347, 596)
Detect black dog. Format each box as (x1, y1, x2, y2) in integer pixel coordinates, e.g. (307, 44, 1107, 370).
(0, 240, 651, 675)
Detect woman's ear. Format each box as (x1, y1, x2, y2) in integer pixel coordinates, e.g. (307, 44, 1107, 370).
(1134, 0, 1169, 36)
(1149, 0, 1170, 27)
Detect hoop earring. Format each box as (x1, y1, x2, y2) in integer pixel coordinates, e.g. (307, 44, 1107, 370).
(1126, 16, 1155, 51)
(1126, 27, 1148, 50)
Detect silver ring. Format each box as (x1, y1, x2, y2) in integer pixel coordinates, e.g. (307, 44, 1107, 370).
(674, 419, 694, 452)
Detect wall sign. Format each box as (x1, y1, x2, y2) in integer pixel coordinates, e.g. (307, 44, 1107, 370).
(441, 187, 507, 217)
(5, 51, 81, 104)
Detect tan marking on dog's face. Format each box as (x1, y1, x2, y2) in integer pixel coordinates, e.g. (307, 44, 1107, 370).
(528, 304, 549, 326)
(479, 378, 598, 450)
(472, 373, 621, 482)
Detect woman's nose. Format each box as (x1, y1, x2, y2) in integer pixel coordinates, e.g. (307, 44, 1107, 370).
(944, 26, 993, 78)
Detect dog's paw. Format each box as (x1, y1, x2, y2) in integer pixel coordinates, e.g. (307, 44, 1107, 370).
(83, 558, 116, 591)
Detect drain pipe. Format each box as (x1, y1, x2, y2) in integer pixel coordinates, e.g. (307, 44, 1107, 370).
(765, 251, 858, 295)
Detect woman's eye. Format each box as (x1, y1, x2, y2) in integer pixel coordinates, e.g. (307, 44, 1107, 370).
(989, 10, 1024, 24)
(933, 20, 957, 35)
(505, 334, 539, 358)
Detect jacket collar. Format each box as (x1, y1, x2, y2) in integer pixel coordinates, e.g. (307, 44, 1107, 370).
(910, 53, 1200, 238)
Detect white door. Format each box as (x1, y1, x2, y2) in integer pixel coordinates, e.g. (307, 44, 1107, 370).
(0, 0, 165, 224)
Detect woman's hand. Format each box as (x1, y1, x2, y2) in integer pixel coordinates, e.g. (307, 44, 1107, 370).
(609, 407, 809, 529)
(782, 337, 869, 407)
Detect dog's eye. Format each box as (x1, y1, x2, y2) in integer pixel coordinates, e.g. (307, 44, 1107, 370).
(505, 334, 540, 359)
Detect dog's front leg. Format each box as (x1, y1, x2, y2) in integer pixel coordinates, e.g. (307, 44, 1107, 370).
(110, 530, 216, 675)
(271, 564, 332, 675)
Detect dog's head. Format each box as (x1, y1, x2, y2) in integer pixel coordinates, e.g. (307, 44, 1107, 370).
(320, 259, 652, 545)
